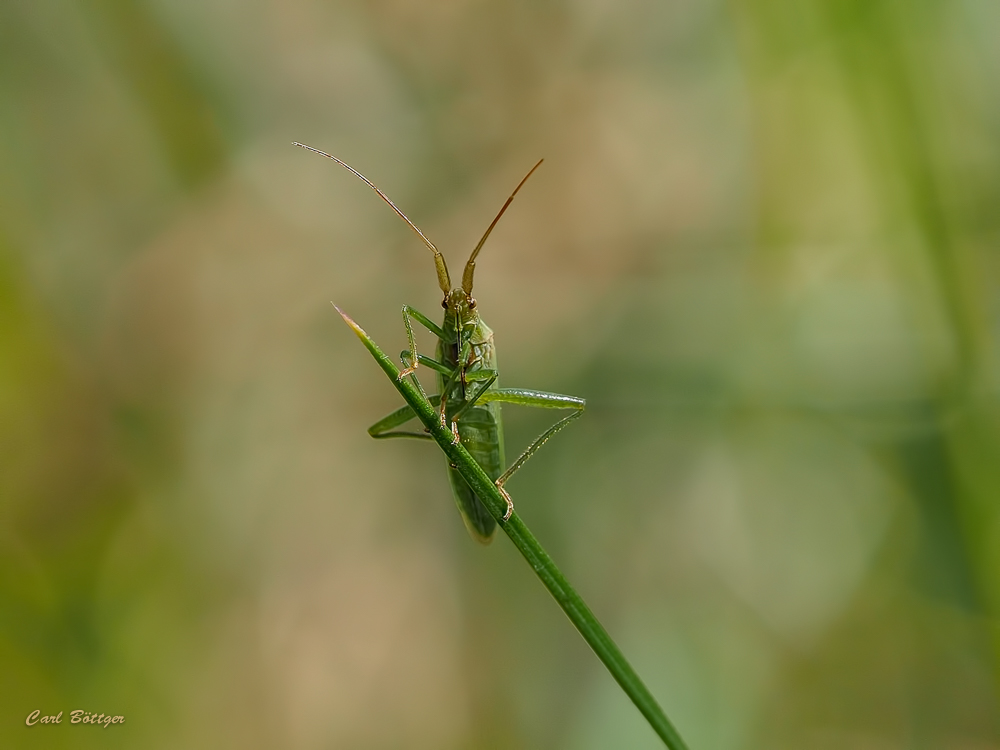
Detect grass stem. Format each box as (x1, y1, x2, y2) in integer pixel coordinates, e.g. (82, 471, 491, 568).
(336, 306, 690, 750)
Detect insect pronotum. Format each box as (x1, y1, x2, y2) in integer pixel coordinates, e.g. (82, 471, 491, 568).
(295, 143, 585, 543)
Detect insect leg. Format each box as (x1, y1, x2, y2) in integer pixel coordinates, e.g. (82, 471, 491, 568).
(478, 388, 585, 410)
(435, 322, 476, 438)
(477, 388, 586, 520)
(444, 370, 499, 445)
(400, 352, 452, 376)
(436, 364, 464, 438)
(398, 305, 448, 380)
(449, 371, 497, 424)
(398, 347, 460, 430)
(367, 395, 442, 440)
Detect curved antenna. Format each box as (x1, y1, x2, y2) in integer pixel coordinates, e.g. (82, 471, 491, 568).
(462, 158, 543, 295)
(294, 142, 451, 294)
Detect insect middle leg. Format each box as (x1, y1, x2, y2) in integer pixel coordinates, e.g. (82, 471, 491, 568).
(399, 344, 481, 444)
(367, 394, 443, 440)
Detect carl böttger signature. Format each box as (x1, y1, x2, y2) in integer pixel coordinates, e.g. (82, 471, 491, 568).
(26, 709, 124, 728)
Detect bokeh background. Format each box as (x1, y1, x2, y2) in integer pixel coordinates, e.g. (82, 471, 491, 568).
(2, 0, 999, 747)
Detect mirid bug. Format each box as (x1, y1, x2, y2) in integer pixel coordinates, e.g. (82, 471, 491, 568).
(295, 143, 585, 543)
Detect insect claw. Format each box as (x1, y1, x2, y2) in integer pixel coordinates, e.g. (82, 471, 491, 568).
(397, 365, 417, 381)
(498, 484, 514, 521)
(450, 422, 461, 444)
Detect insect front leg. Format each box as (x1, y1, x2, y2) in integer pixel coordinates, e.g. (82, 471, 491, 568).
(397, 305, 447, 380)
(437, 365, 464, 441)
(477, 388, 586, 520)
(436, 321, 478, 442)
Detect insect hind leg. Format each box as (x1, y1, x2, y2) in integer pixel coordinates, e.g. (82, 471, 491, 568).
(478, 388, 585, 521)
(498, 409, 582, 519)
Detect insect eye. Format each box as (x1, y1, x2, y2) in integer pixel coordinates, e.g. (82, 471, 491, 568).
(441, 298, 448, 309)
(469, 298, 477, 309)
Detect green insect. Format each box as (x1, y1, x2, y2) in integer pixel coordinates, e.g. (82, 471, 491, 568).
(296, 143, 585, 543)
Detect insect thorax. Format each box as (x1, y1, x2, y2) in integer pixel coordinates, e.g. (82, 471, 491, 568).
(438, 291, 498, 402)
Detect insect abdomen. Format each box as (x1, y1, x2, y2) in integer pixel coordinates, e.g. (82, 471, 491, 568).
(447, 402, 504, 542)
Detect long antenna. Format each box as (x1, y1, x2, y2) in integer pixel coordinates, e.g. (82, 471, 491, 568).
(293, 142, 451, 294)
(462, 159, 543, 294)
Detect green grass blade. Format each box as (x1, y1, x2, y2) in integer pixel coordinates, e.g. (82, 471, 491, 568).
(335, 305, 690, 750)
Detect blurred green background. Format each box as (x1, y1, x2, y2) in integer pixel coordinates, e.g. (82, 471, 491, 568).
(2, 0, 999, 747)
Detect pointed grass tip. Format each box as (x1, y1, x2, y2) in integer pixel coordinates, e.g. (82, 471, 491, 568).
(332, 302, 367, 339)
